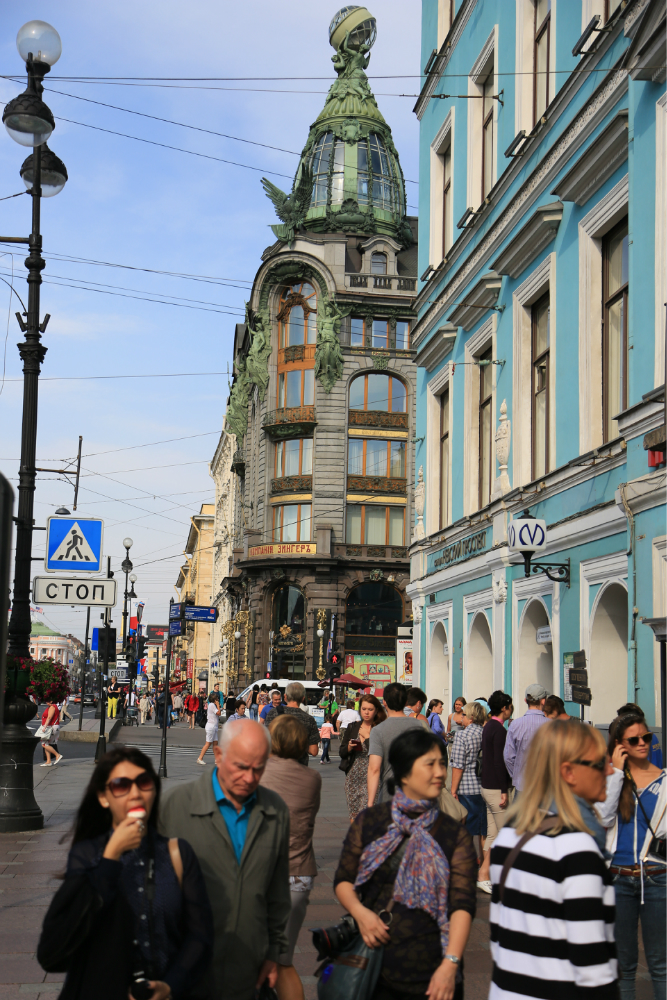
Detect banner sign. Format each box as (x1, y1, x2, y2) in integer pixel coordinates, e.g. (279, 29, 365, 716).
(344, 653, 395, 690)
(396, 638, 413, 686)
(249, 542, 317, 558)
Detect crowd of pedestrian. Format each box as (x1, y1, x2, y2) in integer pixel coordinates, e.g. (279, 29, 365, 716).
(36, 675, 665, 1000)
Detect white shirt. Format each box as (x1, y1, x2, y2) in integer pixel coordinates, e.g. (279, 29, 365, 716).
(206, 702, 220, 726)
(338, 708, 361, 729)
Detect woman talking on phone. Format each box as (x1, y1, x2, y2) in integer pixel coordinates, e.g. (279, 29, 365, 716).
(339, 694, 386, 821)
(597, 712, 666, 1000)
(38, 746, 213, 1000)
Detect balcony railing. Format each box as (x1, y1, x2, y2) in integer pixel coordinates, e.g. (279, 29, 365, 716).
(263, 406, 317, 439)
(271, 475, 313, 495)
(333, 544, 409, 561)
(347, 475, 407, 495)
(348, 409, 409, 430)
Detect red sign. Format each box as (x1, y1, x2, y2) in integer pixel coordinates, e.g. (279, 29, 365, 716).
(187, 661, 193, 679)
(346, 654, 354, 670)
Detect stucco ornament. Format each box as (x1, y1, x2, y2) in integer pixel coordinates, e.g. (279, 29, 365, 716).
(412, 601, 423, 624)
(369, 569, 384, 582)
(413, 466, 425, 540)
(491, 399, 512, 500)
(244, 305, 272, 401)
(225, 355, 251, 445)
(261, 164, 314, 246)
(314, 297, 344, 393)
(493, 578, 508, 603)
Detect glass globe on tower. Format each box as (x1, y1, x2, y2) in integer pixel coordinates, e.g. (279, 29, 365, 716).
(329, 7, 377, 50)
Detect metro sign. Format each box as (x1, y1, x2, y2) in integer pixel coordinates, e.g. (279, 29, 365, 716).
(508, 516, 547, 553)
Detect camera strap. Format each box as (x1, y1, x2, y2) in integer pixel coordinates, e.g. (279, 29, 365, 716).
(143, 835, 157, 980)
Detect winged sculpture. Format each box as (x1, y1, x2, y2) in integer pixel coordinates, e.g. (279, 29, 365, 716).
(261, 164, 314, 246)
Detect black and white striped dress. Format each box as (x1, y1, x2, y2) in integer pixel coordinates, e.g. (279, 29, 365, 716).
(489, 825, 617, 999)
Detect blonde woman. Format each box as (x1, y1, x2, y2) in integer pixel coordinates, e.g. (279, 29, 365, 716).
(489, 720, 618, 999)
(450, 701, 489, 891)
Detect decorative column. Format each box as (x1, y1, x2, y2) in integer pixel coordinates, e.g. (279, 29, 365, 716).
(491, 399, 512, 500)
(414, 466, 425, 540)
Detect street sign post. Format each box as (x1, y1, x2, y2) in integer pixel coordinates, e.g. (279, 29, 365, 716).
(563, 650, 591, 717)
(44, 516, 104, 574)
(33, 576, 117, 607)
(183, 606, 218, 623)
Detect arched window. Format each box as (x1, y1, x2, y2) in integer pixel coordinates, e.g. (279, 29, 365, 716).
(371, 252, 387, 275)
(273, 584, 305, 635)
(349, 373, 407, 413)
(310, 132, 344, 206)
(278, 283, 317, 348)
(357, 133, 402, 212)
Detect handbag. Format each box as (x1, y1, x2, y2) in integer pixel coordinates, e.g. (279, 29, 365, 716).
(317, 933, 383, 1000)
(438, 786, 468, 823)
(35, 724, 53, 739)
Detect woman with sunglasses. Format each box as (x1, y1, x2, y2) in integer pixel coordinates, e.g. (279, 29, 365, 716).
(597, 713, 666, 1000)
(38, 746, 213, 1000)
(489, 720, 618, 999)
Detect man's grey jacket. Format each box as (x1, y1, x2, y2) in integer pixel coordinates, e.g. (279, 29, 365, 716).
(159, 770, 291, 1000)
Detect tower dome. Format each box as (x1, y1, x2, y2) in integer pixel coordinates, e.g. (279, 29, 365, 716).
(261, 8, 413, 248)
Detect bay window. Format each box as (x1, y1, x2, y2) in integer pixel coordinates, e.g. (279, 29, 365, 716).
(278, 368, 314, 408)
(273, 503, 311, 543)
(348, 438, 406, 477)
(275, 438, 313, 478)
(346, 504, 405, 545)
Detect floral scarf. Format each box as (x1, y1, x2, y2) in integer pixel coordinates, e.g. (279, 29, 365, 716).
(354, 788, 450, 954)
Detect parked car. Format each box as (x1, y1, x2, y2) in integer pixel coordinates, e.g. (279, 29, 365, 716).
(72, 692, 98, 706)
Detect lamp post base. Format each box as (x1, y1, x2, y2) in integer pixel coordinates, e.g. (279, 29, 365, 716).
(0, 695, 44, 832)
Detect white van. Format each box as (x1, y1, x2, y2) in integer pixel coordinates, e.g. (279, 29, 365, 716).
(236, 680, 325, 720)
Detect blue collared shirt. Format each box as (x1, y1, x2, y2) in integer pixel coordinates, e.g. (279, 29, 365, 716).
(503, 709, 548, 790)
(211, 769, 256, 863)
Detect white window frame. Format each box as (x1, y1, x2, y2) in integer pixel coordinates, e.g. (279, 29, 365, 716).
(511, 573, 561, 714)
(463, 316, 495, 515)
(426, 362, 453, 535)
(656, 95, 667, 387)
(467, 28, 498, 210)
(464, 590, 504, 694)
(578, 174, 629, 454)
(512, 253, 557, 489)
(437, 0, 456, 48)
(579, 551, 628, 722)
(426, 599, 454, 713)
(429, 108, 455, 268)
(515, 0, 558, 135)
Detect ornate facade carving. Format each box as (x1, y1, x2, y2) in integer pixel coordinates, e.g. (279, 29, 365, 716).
(491, 399, 512, 500)
(414, 466, 425, 540)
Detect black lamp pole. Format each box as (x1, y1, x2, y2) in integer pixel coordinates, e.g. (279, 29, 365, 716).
(0, 26, 67, 831)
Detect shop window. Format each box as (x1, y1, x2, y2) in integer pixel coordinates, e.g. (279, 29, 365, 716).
(349, 373, 407, 412)
(345, 583, 403, 636)
(348, 438, 405, 477)
(371, 252, 387, 275)
(534, 0, 551, 124)
(278, 368, 314, 408)
(478, 348, 493, 508)
(278, 283, 317, 347)
(345, 504, 405, 545)
(272, 504, 311, 543)
(275, 438, 313, 477)
(531, 293, 550, 479)
(603, 219, 629, 442)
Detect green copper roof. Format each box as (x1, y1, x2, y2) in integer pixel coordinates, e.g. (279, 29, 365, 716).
(260, 12, 413, 248)
(31, 623, 63, 636)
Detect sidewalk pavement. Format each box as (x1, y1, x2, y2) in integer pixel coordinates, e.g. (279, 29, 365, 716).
(0, 725, 654, 1000)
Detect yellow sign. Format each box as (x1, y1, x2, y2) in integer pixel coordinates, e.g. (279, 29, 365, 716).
(248, 542, 317, 558)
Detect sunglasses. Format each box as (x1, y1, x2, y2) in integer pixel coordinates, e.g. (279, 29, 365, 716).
(106, 772, 155, 797)
(623, 733, 653, 747)
(572, 757, 608, 772)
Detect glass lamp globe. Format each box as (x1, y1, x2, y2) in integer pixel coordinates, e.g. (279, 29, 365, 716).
(123, 537, 134, 549)
(234, 631, 242, 640)
(17, 21, 62, 65)
(20, 144, 67, 197)
(3, 93, 54, 147)
(130, 574, 137, 583)
(317, 628, 325, 638)
(223, 637, 229, 646)
(329, 6, 377, 51)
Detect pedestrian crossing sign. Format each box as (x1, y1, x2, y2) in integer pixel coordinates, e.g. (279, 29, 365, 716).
(45, 516, 104, 574)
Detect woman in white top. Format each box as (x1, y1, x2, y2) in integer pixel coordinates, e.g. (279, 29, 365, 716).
(196, 692, 220, 765)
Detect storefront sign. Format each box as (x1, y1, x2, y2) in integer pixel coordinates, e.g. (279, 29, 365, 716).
(536, 627, 552, 644)
(344, 653, 395, 690)
(427, 528, 488, 575)
(249, 542, 317, 557)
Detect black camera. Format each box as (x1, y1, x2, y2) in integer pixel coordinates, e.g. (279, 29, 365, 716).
(311, 914, 357, 960)
(130, 976, 154, 1000)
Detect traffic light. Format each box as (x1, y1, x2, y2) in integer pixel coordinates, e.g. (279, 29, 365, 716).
(125, 636, 136, 662)
(137, 636, 147, 660)
(98, 627, 117, 662)
(328, 651, 341, 680)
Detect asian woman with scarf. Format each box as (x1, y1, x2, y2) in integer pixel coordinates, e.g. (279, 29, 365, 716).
(334, 728, 477, 1000)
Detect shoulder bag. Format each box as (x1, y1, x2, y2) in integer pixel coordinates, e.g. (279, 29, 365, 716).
(35, 724, 53, 739)
(338, 725, 360, 774)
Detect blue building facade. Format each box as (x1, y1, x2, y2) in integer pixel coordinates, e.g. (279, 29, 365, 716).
(407, 0, 666, 728)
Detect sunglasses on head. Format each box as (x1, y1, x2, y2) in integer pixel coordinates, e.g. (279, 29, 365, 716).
(623, 732, 653, 747)
(572, 756, 608, 772)
(106, 772, 155, 797)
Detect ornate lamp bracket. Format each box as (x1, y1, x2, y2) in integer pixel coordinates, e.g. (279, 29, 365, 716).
(522, 552, 570, 587)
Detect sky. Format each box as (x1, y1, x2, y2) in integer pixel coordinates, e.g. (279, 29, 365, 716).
(0, 1, 421, 643)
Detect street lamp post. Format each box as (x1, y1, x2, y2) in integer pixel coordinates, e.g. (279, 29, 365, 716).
(234, 630, 241, 688)
(121, 538, 134, 648)
(0, 21, 67, 833)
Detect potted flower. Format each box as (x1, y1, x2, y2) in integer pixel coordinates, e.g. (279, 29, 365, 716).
(26, 658, 71, 705)
(4, 655, 33, 699)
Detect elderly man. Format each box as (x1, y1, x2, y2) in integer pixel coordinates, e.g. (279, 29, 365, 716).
(160, 720, 291, 1000)
(263, 681, 320, 764)
(503, 682, 549, 791)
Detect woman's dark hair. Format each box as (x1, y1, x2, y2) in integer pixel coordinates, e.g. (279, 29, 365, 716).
(71, 746, 160, 845)
(383, 682, 408, 712)
(359, 693, 386, 725)
(544, 695, 565, 717)
(488, 690, 512, 716)
(387, 728, 445, 796)
(208, 691, 218, 704)
(426, 698, 443, 719)
(453, 696, 467, 710)
(608, 712, 648, 821)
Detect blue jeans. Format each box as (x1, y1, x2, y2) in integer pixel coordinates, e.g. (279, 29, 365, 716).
(613, 868, 666, 1000)
(321, 739, 331, 762)
(249, 704, 258, 721)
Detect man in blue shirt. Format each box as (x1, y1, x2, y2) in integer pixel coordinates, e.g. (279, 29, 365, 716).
(503, 683, 549, 791)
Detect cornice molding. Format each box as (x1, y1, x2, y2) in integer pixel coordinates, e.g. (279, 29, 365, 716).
(552, 111, 628, 206)
(491, 202, 563, 278)
(414, 326, 457, 371)
(414, 0, 477, 121)
(448, 273, 502, 330)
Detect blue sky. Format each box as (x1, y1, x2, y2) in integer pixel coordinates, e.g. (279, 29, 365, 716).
(0, 1, 420, 641)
